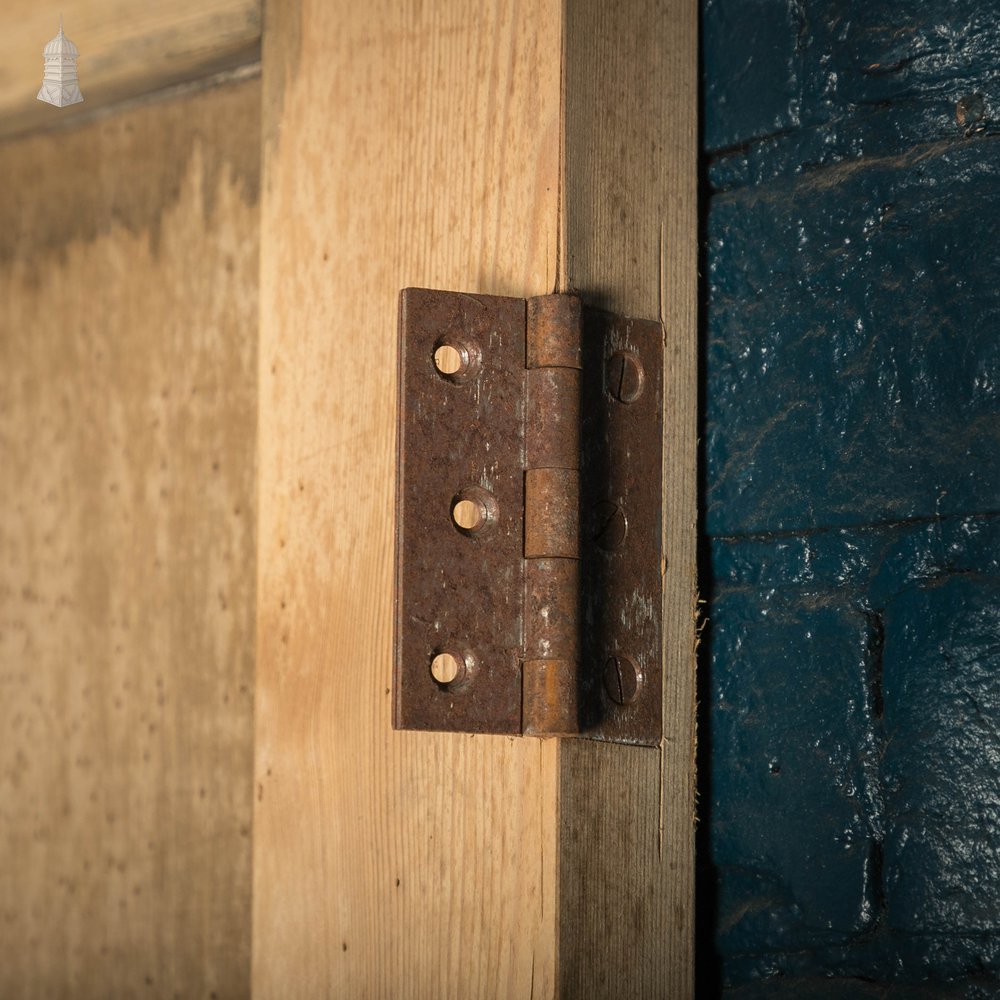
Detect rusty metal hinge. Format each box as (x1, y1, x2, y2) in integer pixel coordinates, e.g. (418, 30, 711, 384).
(394, 287, 663, 745)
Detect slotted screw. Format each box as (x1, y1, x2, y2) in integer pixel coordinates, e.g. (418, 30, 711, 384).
(606, 351, 644, 403)
(603, 654, 642, 705)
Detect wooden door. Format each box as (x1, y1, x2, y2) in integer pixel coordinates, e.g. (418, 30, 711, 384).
(0, 1, 695, 995)
(253, 2, 697, 997)
(0, 6, 261, 993)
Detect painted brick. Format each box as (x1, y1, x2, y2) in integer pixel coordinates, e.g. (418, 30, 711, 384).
(883, 578, 1000, 939)
(703, 0, 803, 151)
(705, 0, 1000, 155)
(704, 0, 1000, 992)
(707, 520, 1000, 987)
(706, 141, 1000, 538)
(709, 594, 878, 957)
(723, 978, 1000, 1000)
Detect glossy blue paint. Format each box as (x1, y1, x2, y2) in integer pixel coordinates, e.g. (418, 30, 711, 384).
(883, 577, 1000, 940)
(709, 516, 1000, 986)
(706, 144, 1000, 537)
(703, 0, 1000, 993)
(705, 0, 1000, 154)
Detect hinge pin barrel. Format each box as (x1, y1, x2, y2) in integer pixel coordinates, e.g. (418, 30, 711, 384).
(522, 295, 583, 737)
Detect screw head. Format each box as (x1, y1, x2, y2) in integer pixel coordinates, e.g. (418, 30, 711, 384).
(592, 500, 628, 551)
(606, 351, 644, 403)
(603, 654, 642, 705)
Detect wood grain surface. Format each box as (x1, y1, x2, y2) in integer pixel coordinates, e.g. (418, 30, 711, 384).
(0, 0, 260, 140)
(2, 0, 696, 994)
(253, 0, 697, 995)
(0, 77, 260, 997)
(253, 2, 562, 997)
(558, 3, 699, 995)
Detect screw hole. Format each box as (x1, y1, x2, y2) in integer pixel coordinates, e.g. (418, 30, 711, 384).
(430, 649, 473, 688)
(452, 498, 484, 531)
(432, 337, 481, 383)
(433, 344, 465, 376)
(451, 487, 498, 536)
(430, 651, 462, 684)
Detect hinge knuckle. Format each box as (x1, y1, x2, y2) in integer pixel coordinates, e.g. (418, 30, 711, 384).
(525, 368, 581, 469)
(523, 295, 583, 736)
(524, 558, 580, 660)
(523, 557, 580, 737)
(523, 660, 579, 737)
(524, 468, 579, 559)
(526, 294, 582, 369)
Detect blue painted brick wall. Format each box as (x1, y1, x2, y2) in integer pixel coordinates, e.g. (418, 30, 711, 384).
(702, 0, 1000, 995)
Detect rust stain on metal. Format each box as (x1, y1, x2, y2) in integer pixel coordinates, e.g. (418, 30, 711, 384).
(603, 654, 643, 706)
(526, 293, 582, 369)
(523, 558, 579, 735)
(578, 307, 663, 743)
(523, 659, 579, 736)
(525, 367, 580, 469)
(524, 468, 580, 559)
(606, 349, 645, 404)
(524, 558, 580, 661)
(395, 288, 663, 745)
(394, 287, 525, 735)
(523, 295, 583, 735)
(592, 500, 628, 551)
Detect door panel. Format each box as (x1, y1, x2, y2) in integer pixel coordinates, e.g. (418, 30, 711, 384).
(0, 78, 260, 996)
(254, 1, 696, 997)
(253, 3, 561, 997)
